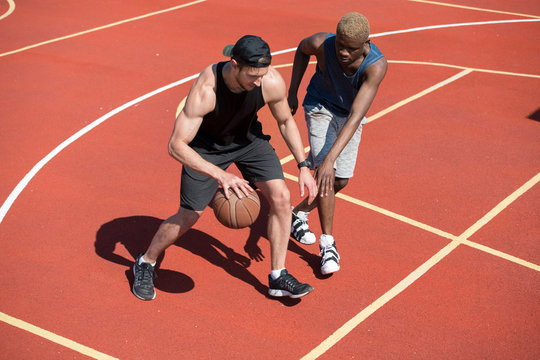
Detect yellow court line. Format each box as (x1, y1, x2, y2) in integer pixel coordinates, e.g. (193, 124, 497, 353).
(337, 176, 540, 272)
(367, 68, 472, 122)
(0, 0, 15, 20)
(300, 171, 540, 359)
(279, 60, 540, 79)
(409, 0, 540, 19)
(461, 238, 540, 272)
(0, 312, 118, 360)
(280, 65, 474, 165)
(300, 241, 461, 360)
(389, 60, 540, 79)
(284, 172, 540, 272)
(0, 0, 206, 58)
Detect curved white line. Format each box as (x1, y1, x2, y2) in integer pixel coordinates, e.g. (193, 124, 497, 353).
(0, 0, 15, 20)
(370, 18, 540, 38)
(1, 18, 538, 224)
(0, 74, 197, 223)
(271, 19, 540, 57)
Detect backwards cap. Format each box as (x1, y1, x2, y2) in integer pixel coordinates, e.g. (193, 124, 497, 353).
(223, 35, 272, 68)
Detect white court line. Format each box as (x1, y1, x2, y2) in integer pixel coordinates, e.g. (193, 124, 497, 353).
(0, 0, 15, 20)
(0, 74, 198, 224)
(0, 0, 206, 57)
(370, 18, 540, 38)
(270, 18, 540, 57)
(409, 0, 540, 19)
(1, 16, 539, 358)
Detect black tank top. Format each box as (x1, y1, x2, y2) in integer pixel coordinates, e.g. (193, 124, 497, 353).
(190, 61, 268, 152)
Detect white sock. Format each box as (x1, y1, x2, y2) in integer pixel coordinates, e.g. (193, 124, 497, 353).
(319, 234, 334, 247)
(271, 268, 285, 280)
(139, 255, 156, 267)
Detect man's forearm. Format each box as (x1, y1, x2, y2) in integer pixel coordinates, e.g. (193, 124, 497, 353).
(279, 119, 308, 163)
(288, 47, 310, 96)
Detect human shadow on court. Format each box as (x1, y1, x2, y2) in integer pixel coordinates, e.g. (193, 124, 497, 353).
(95, 215, 268, 298)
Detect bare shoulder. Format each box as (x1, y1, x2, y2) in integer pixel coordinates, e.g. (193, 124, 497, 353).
(194, 63, 218, 90)
(183, 63, 217, 117)
(365, 57, 388, 83)
(261, 66, 287, 103)
(300, 32, 328, 55)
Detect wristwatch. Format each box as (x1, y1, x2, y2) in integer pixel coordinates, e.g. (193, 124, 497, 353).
(297, 159, 312, 169)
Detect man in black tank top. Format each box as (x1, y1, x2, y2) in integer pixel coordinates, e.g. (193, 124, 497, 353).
(132, 35, 318, 301)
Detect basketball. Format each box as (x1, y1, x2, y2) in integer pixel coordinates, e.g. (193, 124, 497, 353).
(211, 188, 260, 229)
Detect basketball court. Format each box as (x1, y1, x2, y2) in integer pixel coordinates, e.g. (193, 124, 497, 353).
(0, 0, 539, 359)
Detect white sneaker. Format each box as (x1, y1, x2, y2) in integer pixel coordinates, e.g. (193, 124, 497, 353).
(320, 236, 340, 275)
(291, 208, 316, 245)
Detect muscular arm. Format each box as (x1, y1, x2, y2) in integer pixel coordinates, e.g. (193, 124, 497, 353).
(287, 32, 327, 114)
(168, 64, 253, 198)
(264, 67, 317, 203)
(317, 57, 388, 195)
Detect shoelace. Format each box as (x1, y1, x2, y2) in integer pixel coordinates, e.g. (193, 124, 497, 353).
(136, 263, 154, 284)
(296, 211, 309, 221)
(293, 213, 310, 231)
(320, 245, 339, 260)
(279, 273, 300, 290)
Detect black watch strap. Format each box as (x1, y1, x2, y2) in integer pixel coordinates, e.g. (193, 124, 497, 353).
(297, 159, 311, 169)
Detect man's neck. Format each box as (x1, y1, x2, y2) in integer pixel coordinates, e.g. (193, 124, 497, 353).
(222, 62, 244, 93)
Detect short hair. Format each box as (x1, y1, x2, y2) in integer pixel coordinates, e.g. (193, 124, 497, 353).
(336, 12, 370, 42)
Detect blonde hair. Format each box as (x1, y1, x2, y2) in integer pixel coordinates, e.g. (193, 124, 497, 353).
(336, 12, 370, 42)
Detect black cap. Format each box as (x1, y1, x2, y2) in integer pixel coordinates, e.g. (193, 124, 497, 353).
(223, 35, 272, 68)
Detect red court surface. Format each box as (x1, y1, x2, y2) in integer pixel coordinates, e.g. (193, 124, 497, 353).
(1, 0, 539, 359)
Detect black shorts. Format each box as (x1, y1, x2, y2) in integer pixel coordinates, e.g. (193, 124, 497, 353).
(180, 137, 284, 211)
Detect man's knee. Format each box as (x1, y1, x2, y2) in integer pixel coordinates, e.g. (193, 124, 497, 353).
(258, 180, 291, 211)
(270, 187, 291, 211)
(334, 177, 349, 192)
(174, 207, 203, 228)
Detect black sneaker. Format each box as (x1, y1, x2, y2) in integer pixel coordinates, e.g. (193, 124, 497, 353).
(268, 269, 313, 298)
(132, 254, 156, 301)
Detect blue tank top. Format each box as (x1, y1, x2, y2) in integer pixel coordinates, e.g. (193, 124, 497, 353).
(303, 33, 384, 116)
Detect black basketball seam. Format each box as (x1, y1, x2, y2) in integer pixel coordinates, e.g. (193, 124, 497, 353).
(229, 195, 237, 228)
(237, 199, 254, 225)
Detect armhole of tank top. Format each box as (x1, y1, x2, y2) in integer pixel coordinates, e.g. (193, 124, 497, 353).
(319, 35, 333, 75)
(216, 62, 225, 88)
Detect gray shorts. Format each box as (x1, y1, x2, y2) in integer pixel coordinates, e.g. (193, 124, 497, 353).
(180, 137, 284, 211)
(304, 104, 367, 178)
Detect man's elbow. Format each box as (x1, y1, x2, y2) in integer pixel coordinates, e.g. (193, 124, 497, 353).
(168, 139, 180, 159)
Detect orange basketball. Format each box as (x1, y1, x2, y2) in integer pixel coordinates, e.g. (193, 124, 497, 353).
(211, 188, 260, 229)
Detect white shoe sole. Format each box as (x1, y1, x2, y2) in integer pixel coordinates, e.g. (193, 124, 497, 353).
(321, 262, 340, 275)
(299, 235, 316, 245)
(268, 288, 313, 298)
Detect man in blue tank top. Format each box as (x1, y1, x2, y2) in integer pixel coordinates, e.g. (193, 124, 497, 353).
(132, 35, 318, 301)
(288, 13, 387, 275)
